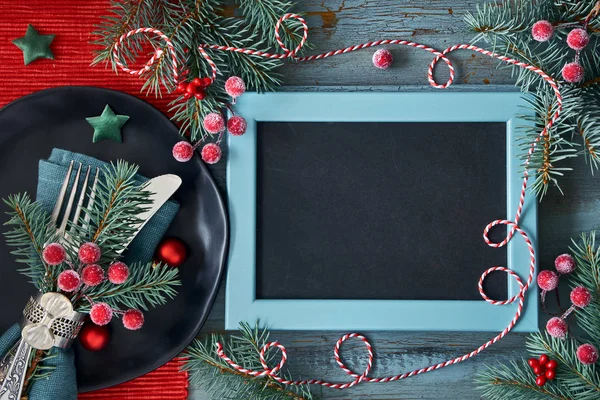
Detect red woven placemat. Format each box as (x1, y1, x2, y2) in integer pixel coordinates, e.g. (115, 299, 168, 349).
(0, 1, 188, 398)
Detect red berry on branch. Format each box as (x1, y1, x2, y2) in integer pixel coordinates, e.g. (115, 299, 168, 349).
(200, 77, 212, 87)
(567, 28, 590, 51)
(194, 90, 206, 101)
(81, 264, 104, 287)
(172, 141, 194, 162)
(537, 270, 558, 291)
(570, 286, 592, 308)
(372, 49, 393, 69)
(546, 317, 568, 338)
(227, 115, 247, 136)
(561, 62, 585, 83)
(225, 76, 246, 98)
(545, 368, 556, 380)
(528, 358, 539, 368)
(531, 20, 554, 42)
(42, 243, 66, 266)
(555, 253, 576, 274)
(176, 82, 187, 93)
(57, 270, 81, 292)
(122, 309, 145, 330)
(183, 92, 192, 100)
(186, 83, 197, 94)
(79, 242, 101, 264)
(577, 343, 599, 365)
(192, 77, 202, 86)
(546, 360, 558, 370)
(107, 261, 129, 284)
(539, 354, 549, 365)
(535, 375, 547, 386)
(90, 303, 113, 326)
(201, 143, 222, 164)
(533, 365, 544, 375)
(203, 113, 225, 133)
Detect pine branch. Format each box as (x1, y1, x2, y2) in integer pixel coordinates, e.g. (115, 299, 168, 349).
(184, 322, 314, 400)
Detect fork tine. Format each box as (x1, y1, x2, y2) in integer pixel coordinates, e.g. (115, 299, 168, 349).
(51, 160, 74, 225)
(57, 162, 82, 237)
(82, 167, 100, 233)
(70, 166, 91, 234)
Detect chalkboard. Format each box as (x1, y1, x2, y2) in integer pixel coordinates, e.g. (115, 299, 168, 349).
(256, 121, 507, 301)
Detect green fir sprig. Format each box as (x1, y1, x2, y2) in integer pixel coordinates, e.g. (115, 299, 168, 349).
(465, 0, 600, 197)
(184, 322, 314, 400)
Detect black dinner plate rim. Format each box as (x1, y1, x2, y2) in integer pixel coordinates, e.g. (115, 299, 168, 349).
(0, 86, 229, 392)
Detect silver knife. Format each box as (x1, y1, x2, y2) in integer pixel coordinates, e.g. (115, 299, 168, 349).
(116, 173, 182, 254)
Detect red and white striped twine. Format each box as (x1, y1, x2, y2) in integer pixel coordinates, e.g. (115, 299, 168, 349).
(115, 13, 562, 389)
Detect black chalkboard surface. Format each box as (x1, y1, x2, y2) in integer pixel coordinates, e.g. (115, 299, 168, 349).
(256, 122, 507, 301)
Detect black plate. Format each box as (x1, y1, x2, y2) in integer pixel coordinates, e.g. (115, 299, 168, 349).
(0, 87, 228, 392)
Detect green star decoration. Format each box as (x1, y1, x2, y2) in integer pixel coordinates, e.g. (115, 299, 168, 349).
(86, 105, 130, 143)
(12, 25, 55, 65)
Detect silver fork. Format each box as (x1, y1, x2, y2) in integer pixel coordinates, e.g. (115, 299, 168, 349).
(0, 161, 100, 400)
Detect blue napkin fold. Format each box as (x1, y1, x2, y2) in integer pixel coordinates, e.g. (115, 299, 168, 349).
(0, 148, 180, 399)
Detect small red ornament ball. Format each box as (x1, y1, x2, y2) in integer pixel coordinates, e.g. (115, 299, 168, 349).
(79, 242, 101, 264)
(528, 358, 539, 368)
(535, 375, 547, 386)
(539, 354, 549, 365)
(122, 309, 145, 330)
(555, 253, 576, 274)
(155, 237, 188, 267)
(227, 115, 247, 136)
(570, 286, 592, 308)
(537, 270, 559, 291)
(108, 261, 129, 284)
(567, 28, 590, 51)
(42, 243, 66, 266)
(546, 360, 558, 370)
(225, 76, 246, 98)
(172, 141, 194, 162)
(201, 143, 222, 164)
(372, 49, 393, 69)
(531, 20, 554, 42)
(203, 112, 225, 134)
(577, 343, 599, 365)
(79, 323, 110, 351)
(81, 264, 104, 287)
(562, 62, 585, 83)
(90, 302, 113, 326)
(545, 368, 556, 380)
(532, 365, 544, 375)
(546, 317, 568, 338)
(57, 270, 81, 292)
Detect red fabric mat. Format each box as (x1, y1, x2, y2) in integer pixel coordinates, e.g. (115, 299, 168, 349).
(0, 2, 188, 398)
(78, 359, 189, 399)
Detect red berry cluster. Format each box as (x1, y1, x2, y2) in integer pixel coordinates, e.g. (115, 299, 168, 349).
(42, 241, 143, 332)
(528, 354, 557, 386)
(531, 20, 591, 83)
(176, 77, 212, 100)
(171, 76, 248, 164)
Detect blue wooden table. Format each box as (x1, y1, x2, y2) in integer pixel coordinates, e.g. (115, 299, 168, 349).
(192, 1, 596, 398)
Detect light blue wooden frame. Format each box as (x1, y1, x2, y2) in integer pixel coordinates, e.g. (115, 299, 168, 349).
(226, 92, 538, 332)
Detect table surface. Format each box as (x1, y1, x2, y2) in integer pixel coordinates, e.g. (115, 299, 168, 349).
(191, 1, 598, 398)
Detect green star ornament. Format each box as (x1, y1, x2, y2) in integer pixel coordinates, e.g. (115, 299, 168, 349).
(12, 25, 55, 65)
(86, 105, 130, 143)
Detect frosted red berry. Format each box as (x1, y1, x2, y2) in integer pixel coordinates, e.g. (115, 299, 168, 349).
(172, 141, 194, 162)
(546, 317, 568, 338)
(531, 20, 554, 42)
(227, 115, 247, 136)
(107, 261, 129, 284)
(79, 242, 101, 264)
(555, 253, 576, 274)
(203, 112, 225, 134)
(90, 303, 113, 326)
(201, 143, 222, 164)
(537, 270, 559, 291)
(81, 264, 104, 287)
(372, 49, 393, 69)
(42, 243, 66, 266)
(122, 309, 145, 330)
(225, 76, 246, 98)
(562, 62, 585, 83)
(566, 28, 590, 51)
(570, 286, 592, 308)
(57, 270, 81, 292)
(577, 343, 599, 365)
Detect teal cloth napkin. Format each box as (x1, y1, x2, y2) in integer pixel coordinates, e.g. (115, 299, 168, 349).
(0, 148, 179, 399)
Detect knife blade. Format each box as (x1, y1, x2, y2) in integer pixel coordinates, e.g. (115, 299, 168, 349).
(116, 173, 182, 255)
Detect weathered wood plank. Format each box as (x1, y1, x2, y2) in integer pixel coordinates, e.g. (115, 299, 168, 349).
(192, 0, 600, 398)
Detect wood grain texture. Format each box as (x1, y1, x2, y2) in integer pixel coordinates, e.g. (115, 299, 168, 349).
(191, 0, 599, 398)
